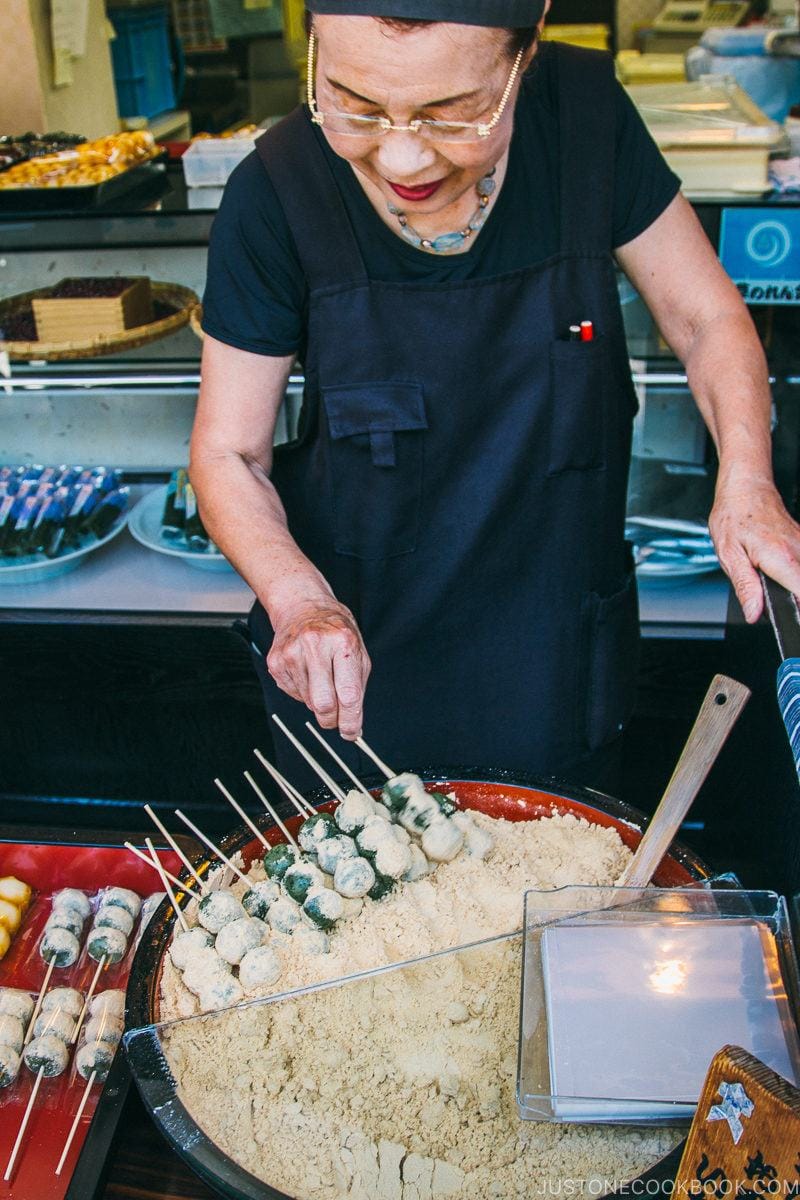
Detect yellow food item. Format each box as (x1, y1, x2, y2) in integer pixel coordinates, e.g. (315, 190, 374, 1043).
(0, 130, 157, 190)
(0, 926, 9, 959)
(0, 876, 32, 910)
(0, 899, 21, 935)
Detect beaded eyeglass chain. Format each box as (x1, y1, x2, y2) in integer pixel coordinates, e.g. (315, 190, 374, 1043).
(387, 167, 497, 254)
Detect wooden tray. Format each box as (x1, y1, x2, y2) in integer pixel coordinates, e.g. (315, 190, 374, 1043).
(0, 282, 199, 362)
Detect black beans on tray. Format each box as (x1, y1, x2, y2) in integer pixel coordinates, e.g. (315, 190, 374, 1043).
(162, 468, 218, 554)
(0, 464, 128, 560)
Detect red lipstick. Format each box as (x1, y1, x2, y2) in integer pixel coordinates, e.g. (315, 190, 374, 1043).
(388, 179, 444, 201)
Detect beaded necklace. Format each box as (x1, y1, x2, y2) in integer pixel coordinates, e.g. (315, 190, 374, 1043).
(386, 167, 497, 254)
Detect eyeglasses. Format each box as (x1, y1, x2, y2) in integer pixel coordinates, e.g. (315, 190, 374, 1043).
(306, 30, 524, 143)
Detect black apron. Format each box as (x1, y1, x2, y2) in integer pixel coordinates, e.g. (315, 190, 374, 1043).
(248, 43, 640, 792)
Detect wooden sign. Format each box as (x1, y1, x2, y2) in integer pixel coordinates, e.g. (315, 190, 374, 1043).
(676, 1045, 800, 1198)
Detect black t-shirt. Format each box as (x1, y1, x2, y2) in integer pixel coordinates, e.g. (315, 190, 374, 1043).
(202, 43, 680, 357)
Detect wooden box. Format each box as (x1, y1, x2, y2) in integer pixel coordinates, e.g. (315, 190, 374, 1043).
(32, 277, 153, 343)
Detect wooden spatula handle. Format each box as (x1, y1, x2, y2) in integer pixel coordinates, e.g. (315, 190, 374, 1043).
(618, 674, 750, 889)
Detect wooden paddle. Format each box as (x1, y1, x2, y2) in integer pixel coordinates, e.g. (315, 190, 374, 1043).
(617, 674, 751, 888)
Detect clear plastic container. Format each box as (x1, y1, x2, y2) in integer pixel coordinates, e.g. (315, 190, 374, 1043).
(181, 137, 258, 188)
(518, 886, 800, 1125)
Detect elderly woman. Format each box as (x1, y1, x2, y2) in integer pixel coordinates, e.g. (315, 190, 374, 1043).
(192, 0, 800, 790)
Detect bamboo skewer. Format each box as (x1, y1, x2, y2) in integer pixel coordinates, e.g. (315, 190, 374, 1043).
(249, 765, 314, 824)
(253, 749, 314, 815)
(143, 804, 206, 893)
(214, 778, 271, 851)
(305, 722, 373, 799)
(271, 715, 347, 801)
(145, 838, 189, 934)
(353, 736, 395, 780)
(173, 810, 252, 887)
(55, 1071, 95, 1176)
(24, 957, 56, 1045)
(124, 842, 202, 899)
(244, 769, 301, 851)
(4, 1067, 44, 1181)
(72, 956, 106, 1046)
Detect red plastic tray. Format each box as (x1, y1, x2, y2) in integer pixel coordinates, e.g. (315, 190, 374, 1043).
(0, 839, 181, 1200)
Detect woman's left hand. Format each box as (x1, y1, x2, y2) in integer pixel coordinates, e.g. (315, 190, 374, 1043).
(709, 478, 800, 623)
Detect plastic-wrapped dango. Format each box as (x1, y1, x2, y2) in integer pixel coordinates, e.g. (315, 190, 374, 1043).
(94, 905, 135, 937)
(89, 990, 125, 1020)
(282, 861, 324, 904)
(215, 917, 267, 966)
(40, 927, 81, 967)
(33, 1009, 75, 1044)
(421, 815, 465, 863)
(0, 1014, 25, 1054)
(333, 856, 375, 899)
(45, 909, 83, 939)
(52, 889, 91, 922)
(297, 812, 337, 854)
(0, 1045, 20, 1088)
(267, 896, 302, 934)
(302, 887, 343, 930)
(239, 944, 283, 988)
(0, 989, 34, 1024)
(24, 1034, 69, 1077)
(263, 843, 297, 882)
(100, 887, 142, 919)
(87, 926, 128, 965)
(84, 1015, 124, 1046)
(242, 879, 280, 919)
(315, 834, 357, 876)
(76, 1040, 115, 1082)
(334, 790, 375, 834)
(42, 987, 84, 1020)
(197, 889, 246, 934)
(169, 927, 213, 971)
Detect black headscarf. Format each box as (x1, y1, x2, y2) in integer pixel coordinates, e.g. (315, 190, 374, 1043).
(306, 0, 545, 27)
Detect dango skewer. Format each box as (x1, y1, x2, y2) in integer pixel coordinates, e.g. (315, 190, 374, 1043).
(145, 838, 189, 934)
(72, 956, 106, 1045)
(24, 957, 56, 1045)
(55, 1068, 95, 1176)
(214, 778, 271, 852)
(353, 736, 395, 780)
(244, 768, 301, 850)
(57, 1006, 123, 1175)
(305, 722, 373, 800)
(4, 1066, 44, 1180)
(124, 842, 202, 899)
(173, 809, 252, 888)
(271, 715, 346, 801)
(144, 804, 207, 893)
(253, 749, 315, 815)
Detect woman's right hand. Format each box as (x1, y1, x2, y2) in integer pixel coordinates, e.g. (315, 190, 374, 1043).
(266, 599, 371, 739)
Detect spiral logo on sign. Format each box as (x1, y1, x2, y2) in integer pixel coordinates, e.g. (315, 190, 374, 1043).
(745, 220, 792, 268)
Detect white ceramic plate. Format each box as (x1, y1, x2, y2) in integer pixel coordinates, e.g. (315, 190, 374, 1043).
(128, 485, 233, 572)
(0, 511, 128, 585)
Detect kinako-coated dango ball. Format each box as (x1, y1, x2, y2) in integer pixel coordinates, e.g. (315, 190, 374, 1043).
(242, 879, 281, 919)
(0, 1045, 20, 1088)
(42, 987, 84, 1020)
(263, 843, 298, 882)
(421, 816, 465, 863)
(40, 927, 81, 967)
(87, 926, 128, 965)
(302, 887, 343, 930)
(297, 812, 337, 854)
(215, 917, 267, 966)
(315, 834, 357, 876)
(101, 887, 142, 919)
(24, 1034, 69, 1077)
(333, 856, 375, 899)
(76, 1040, 115, 1082)
(94, 905, 135, 937)
(267, 896, 303, 934)
(335, 790, 376, 834)
(169, 927, 213, 971)
(282, 861, 325, 905)
(431, 790, 458, 817)
(197, 889, 246, 934)
(355, 816, 395, 860)
(239, 944, 283, 988)
(198, 973, 244, 1012)
(367, 873, 396, 902)
(373, 838, 412, 881)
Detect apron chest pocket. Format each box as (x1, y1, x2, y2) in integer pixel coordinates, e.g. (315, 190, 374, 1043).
(581, 565, 640, 751)
(548, 337, 608, 475)
(323, 381, 427, 559)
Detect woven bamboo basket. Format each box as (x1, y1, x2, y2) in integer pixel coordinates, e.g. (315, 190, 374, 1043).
(0, 281, 200, 361)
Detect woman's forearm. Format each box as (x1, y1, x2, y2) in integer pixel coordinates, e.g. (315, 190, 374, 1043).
(189, 451, 334, 626)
